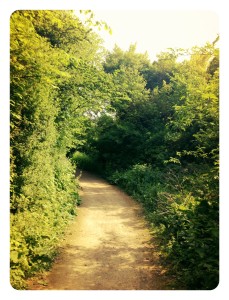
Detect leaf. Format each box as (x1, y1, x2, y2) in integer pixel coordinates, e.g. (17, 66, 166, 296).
(11, 251, 19, 263)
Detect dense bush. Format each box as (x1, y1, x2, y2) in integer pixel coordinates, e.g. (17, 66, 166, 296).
(10, 10, 109, 289)
(109, 164, 219, 289)
(10, 153, 80, 289)
(71, 151, 100, 173)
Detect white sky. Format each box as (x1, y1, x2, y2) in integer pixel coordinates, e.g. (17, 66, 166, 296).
(93, 10, 219, 61)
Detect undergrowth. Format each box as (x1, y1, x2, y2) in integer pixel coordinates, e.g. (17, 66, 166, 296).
(108, 163, 219, 290)
(10, 157, 80, 289)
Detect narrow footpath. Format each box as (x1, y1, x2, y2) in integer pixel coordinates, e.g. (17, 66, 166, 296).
(28, 171, 170, 290)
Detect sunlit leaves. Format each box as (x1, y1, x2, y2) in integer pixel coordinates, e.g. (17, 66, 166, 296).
(10, 10, 107, 289)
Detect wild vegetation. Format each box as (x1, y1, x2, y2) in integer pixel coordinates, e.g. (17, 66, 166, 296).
(10, 10, 219, 289)
(10, 10, 110, 288)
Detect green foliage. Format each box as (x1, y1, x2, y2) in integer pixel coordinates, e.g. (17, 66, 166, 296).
(109, 164, 162, 211)
(86, 41, 219, 289)
(10, 9, 219, 290)
(109, 164, 219, 289)
(104, 44, 150, 74)
(71, 151, 100, 173)
(10, 10, 107, 289)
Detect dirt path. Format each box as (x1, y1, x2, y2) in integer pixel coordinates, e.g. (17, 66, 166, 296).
(28, 171, 170, 290)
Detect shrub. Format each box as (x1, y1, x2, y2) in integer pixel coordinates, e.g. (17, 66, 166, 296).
(10, 156, 79, 289)
(109, 163, 219, 289)
(71, 151, 100, 173)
